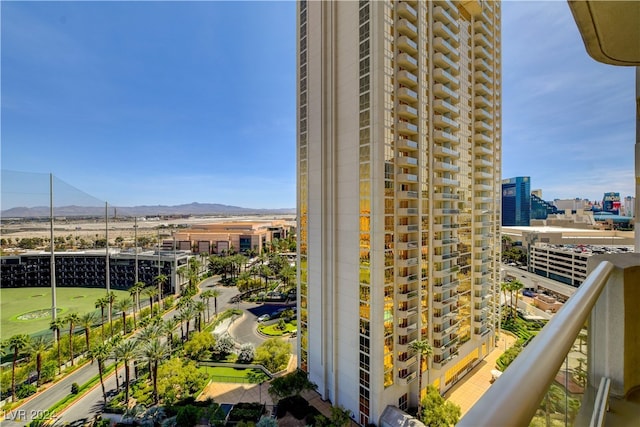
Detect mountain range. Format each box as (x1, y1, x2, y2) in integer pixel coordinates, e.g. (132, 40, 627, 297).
(1, 202, 296, 218)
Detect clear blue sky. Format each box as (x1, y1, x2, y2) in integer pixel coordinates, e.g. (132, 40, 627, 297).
(1, 1, 636, 209)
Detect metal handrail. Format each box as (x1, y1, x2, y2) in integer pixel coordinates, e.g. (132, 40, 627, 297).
(458, 261, 615, 427)
(589, 377, 611, 427)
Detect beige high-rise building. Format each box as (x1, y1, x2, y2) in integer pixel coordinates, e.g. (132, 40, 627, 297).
(296, 1, 501, 424)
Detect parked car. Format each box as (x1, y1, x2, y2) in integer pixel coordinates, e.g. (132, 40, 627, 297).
(257, 314, 270, 322)
(522, 289, 536, 297)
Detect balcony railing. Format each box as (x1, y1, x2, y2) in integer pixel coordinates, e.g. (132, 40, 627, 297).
(459, 260, 616, 427)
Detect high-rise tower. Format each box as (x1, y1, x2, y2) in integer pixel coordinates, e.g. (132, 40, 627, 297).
(297, 1, 501, 424)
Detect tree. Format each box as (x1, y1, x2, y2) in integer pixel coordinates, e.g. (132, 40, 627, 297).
(113, 339, 138, 405)
(65, 312, 80, 365)
(155, 273, 168, 302)
(90, 342, 111, 403)
(129, 281, 146, 329)
(420, 385, 461, 427)
(107, 292, 117, 338)
(141, 338, 168, 403)
(110, 334, 123, 391)
(29, 336, 52, 386)
(408, 339, 433, 420)
(115, 297, 133, 335)
(194, 300, 206, 331)
(144, 286, 158, 318)
(49, 317, 64, 374)
(7, 334, 29, 400)
(163, 317, 179, 353)
(183, 331, 215, 360)
(500, 281, 511, 317)
(95, 296, 109, 341)
(510, 279, 525, 318)
(237, 343, 255, 364)
(79, 312, 97, 354)
(213, 334, 235, 359)
(267, 369, 316, 401)
(255, 338, 291, 373)
(157, 358, 207, 405)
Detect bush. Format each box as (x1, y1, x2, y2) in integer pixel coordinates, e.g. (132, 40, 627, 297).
(278, 395, 309, 420)
(16, 383, 37, 399)
(228, 402, 264, 423)
(237, 343, 255, 364)
(213, 334, 235, 358)
(70, 382, 80, 394)
(40, 360, 57, 383)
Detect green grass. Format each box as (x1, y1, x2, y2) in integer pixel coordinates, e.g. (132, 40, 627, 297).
(258, 321, 297, 336)
(0, 287, 129, 340)
(198, 366, 264, 383)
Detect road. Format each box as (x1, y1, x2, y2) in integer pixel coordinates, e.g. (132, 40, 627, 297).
(501, 265, 576, 301)
(2, 276, 243, 425)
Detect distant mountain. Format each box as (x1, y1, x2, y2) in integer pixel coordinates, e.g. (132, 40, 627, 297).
(1, 202, 296, 218)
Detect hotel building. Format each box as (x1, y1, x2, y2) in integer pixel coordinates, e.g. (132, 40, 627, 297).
(297, 0, 501, 424)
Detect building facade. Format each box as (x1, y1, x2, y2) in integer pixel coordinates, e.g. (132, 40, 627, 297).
(297, 0, 501, 424)
(0, 249, 190, 294)
(501, 176, 530, 226)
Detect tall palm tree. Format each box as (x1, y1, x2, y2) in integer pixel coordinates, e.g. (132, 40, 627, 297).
(408, 339, 433, 420)
(141, 338, 168, 403)
(143, 286, 158, 318)
(90, 342, 111, 403)
(29, 335, 52, 386)
(49, 317, 64, 374)
(154, 273, 168, 303)
(200, 290, 212, 323)
(510, 279, 525, 318)
(113, 339, 138, 404)
(115, 297, 133, 335)
(210, 289, 221, 317)
(65, 312, 80, 366)
(181, 304, 197, 340)
(129, 281, 146, 329)
(500, 282, 511, 318)
(194, 300, 206, 332)
(7, 334, 29, 400)
(107, 292, 117, 338)
(95, 296, 109, 341)
(163, 317, 179, 354)
(79, 312, 97, 354)
(110, 334, 123, 391)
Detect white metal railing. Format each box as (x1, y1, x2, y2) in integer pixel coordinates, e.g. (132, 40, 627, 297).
(458, 261, 615, 427)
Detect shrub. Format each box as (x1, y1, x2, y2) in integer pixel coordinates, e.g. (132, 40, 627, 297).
(228, 402, 264, 423)
(237, 343, 255, 364)
(70, 382, 80, 394)
(213, 334, 235, 358)
(16, 383, 37, 399)
(278, 395, 309, 420)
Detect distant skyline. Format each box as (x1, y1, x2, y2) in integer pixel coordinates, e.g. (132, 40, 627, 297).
(2, 1, 636, 209)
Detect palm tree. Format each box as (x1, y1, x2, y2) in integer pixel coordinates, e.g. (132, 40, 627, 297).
(29, 336, 52, 386)
(510, 279, 525, 318)
(79, 312, 98, 354)
(210, 289, 221, 317)
(408, 339, 433, 420)
(110, 334, 123, 390)
(154, 273, 168, 302)
(95, 296, 109, 341)
(113, 339, 139, 404)
(163, 317, 179, 353)
(115, 297, 133, 335)
(180, 305, 197, 341)
(143, 286, 158, 318)
(49, 317, 64, 374)
(500, 282, 511, 318)
(65, 312, 80, 366)
(141, 338, 168, 404)
(7, 334, 29, 400)
(200, 290, 212, 323)
(107, 292, 117, 337)
(194, 300, 206, 332)
(90, 342, 111, 403)
(129, 281, 146, 329)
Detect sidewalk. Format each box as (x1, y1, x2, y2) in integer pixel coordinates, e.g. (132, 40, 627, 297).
(444, 333, 516, 416)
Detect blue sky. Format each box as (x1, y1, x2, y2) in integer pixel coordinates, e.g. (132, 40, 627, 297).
(1, 1, 636, 209)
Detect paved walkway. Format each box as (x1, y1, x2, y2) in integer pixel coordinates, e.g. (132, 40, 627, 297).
(444, 332, 517, 416)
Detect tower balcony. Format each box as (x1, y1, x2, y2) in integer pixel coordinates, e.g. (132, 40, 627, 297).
(433, 145, 460, 159)
(433, 22, 459, 47)
(398, 87, 418, 103)
(434, 6, 459, 29)
(434, 113, 460, 130)
(397, 2, 417, 22)
(397, 190, 419, 200)
(474, 20, 491, 37)
(433, 251, 460, 263)
(475, 82, 490, 96)
(434, 83, 460, 100)
(434, 176, 459, 187)
(397, 354, 418, 370)
(459, 0, 483, 18)
(434, 160, 460, 173)
(434, 279, 459, 292)
(475, 120, 492, 132)
(475, 71, 493, 85)
(434, 208, 460, 215)
(434, 130, 460, 145)
(474, 33, 492, 49)
(398, 103, 418, 119)
(397, 223, 419, 233)
(434, 68, 460, 88)
(398, 35, 418, 55)
(398, 138, 418, 151)
(433, 320, 459, 339)
(475, 95, 491, 108)
(474, 183, 493, 191)
(475, 133, 492, 144)
(434, 99, 460, 117)
(397, 207, 419, 216)
(433, 294, 459, 309)
(397, 288, 419, 301)
(397, 240, 419, 250)
(397, 52, 418, 71)
(433, 37, 459, 60)
(398, 69, 418, 87)
(397, 155, 418, 167)
(475, 143, 493, 155)
(397, 18, 418, 38)
(398, 370, 418, 385)
(397, 173, 419, 183)
(432, 223, 459, 232)
(398, 120, 418, 135)
(475, 107, 491, 120)
(397, 256, 419, 268)
(475, 58, 493, 73)
(434, 52, 460, 74)
(474, 45, 492, 60)
(434, 337, 459, 355)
